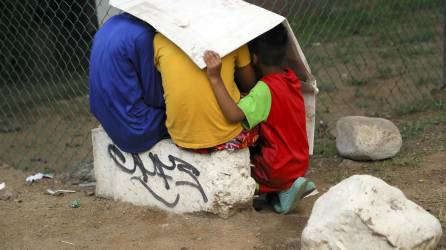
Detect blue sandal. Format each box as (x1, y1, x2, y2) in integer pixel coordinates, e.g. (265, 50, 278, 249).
(272, 177, 316, 214)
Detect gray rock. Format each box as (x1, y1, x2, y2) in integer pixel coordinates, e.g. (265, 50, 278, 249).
(336, 116, 402, 161)
(301, 175, 443, 250)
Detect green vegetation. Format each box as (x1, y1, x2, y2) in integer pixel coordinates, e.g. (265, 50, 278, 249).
(0, 75, 87, 119)
(353, 88, 365, 98)
(317, 82, 337, 92)
(313, 137, 338, 158)
(290, 0, 442, 45)
(373, 152, 423, 168)
(312, 101, 445, 168)
(391, 100, 446, 116)
(376, 66, 393, 79)
(414, 75, 438, 87)
(400, 114, 446, 140)
(398, 29, 436, 45)
(348, 76, 369, 86)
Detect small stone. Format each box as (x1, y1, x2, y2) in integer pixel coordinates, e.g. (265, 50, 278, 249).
(70, 159, 95, 182)
(0, 187, 18, 201)
(84, 190, 95, 197)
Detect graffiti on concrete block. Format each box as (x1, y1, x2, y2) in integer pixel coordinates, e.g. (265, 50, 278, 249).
(107, 144, 208, 208)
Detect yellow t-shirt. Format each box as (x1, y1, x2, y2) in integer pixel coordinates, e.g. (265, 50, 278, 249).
(154, 33, 251, 148)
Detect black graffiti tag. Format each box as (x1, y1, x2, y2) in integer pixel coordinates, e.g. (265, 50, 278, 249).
(107, 144, 208, 208)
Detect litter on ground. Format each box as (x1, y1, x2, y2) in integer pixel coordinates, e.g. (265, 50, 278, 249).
(69, 199, 81, 208)
(78, 182, 96, 187)
(46, 189, 76, 196)
(25, 173, 54, 184)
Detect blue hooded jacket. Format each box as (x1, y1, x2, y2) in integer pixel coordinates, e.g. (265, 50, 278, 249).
(89, 13, 168, 153)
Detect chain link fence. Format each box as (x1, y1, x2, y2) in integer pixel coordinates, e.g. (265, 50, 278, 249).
(0, 0, 443, 172)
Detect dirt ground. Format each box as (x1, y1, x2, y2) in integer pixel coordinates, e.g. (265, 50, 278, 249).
(1, 114, 445, 250)
(1, 105, 445, 250)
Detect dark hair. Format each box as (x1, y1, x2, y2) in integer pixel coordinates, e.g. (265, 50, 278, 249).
(248, 23, 288, 66)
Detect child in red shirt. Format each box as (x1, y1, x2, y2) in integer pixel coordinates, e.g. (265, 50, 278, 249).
(203, 24, 315, 214)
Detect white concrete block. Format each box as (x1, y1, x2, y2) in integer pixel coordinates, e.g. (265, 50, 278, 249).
(92, 127, 256, 217)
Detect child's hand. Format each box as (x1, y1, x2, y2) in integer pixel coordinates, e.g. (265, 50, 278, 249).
(203, 50, 222, 81)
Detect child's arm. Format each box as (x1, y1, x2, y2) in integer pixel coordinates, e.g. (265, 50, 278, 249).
(203, 51, 245, 124)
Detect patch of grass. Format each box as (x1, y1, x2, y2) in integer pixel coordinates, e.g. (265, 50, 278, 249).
(354, 88, 365, 98)
(330, 170, 351, 184)
(306, 53, 336, 68)
(391, 100, 446, 116)
(375, 46, 400, 59)
(348, 76, 369, 86)
(352, 62, 365, 72)
(400, 121, 432, 140)
(368, 143, 428, 169)
(357, 101, 370, 109)
(0, 75, 88, 119)
(392, 103, 422, 116)
(313, 137, 338, 158)
(42, 166, 55, 174)
(404, 46, 437, 59)
(399, 45, 438, 60)
(376, 66, 393, 79)
(398, 30, 436, 45)
(399, 114, 446, 140)
(374, 153, 423, 168)
(336, 43, 362, 64)
(317, 82, 337, 93)
(434, 100, 446, 111)
(414, 75, 438, 87)
(290, 0, 441, 45)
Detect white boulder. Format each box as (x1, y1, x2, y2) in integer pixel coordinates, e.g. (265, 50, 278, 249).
(336, 116, 402, 161)
(301, 175, 442, 250)
(92, 127, 256, 217)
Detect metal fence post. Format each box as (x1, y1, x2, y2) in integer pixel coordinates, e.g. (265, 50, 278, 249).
(443, 1, 446, 89)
